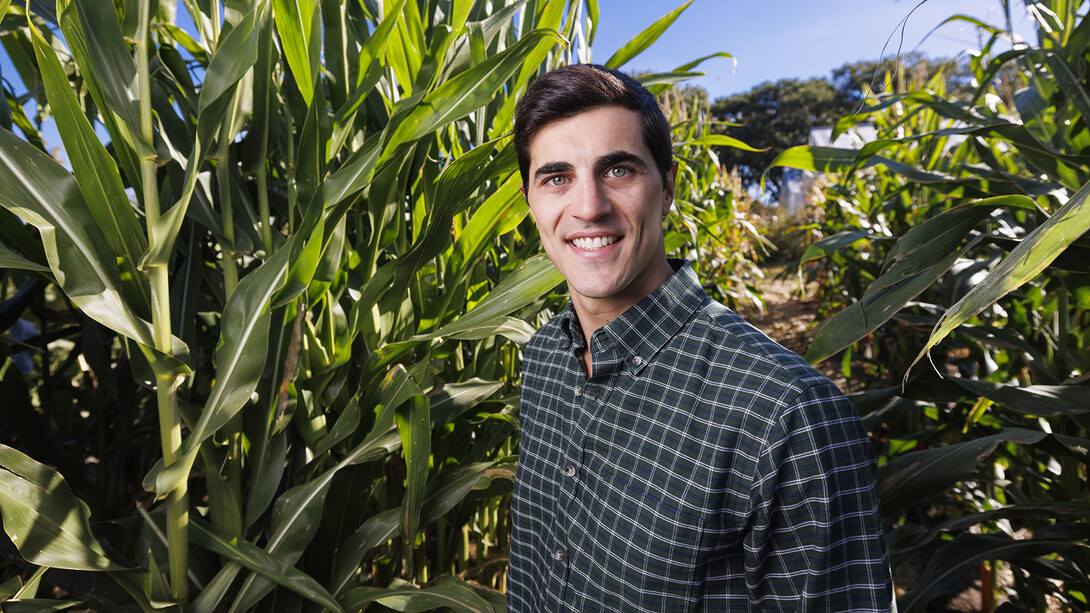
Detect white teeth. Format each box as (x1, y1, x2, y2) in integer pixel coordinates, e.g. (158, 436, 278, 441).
(571, 236, 618, 250)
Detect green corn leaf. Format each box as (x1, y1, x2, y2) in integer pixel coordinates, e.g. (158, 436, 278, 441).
(383, 28, 563, 156)
(910, 179, 1090, 374)
(229, 384, 412, 609)
(65, 0, 152, 159)
(0, 242, 49, 272)
(150, 243, 290, 496)
(0, 445, 122, 571)
(878, 427, 1048, 517)
(190, 519, 343, 612)
(681, 134, 764, 153)
(0, 600, 88, 612)
(271, 0, 320, 104)
(944, 376, 1090, 417)
(486, 0, 568, 139)
(340, 576, 494, 613)
(603, 0, 692, 69)
(0, 1, 10, 26)
(372, 254, 562, 369)
(428, 253, 561, 337)
(330, 509, 400, 596)
(897, 532, 1090, 613)
(428, 379, 504, 427)
(395, 393, 430, 578)
(330, 462, 499, 595)
(800, 230, 877, 264)
(0, 129, 188, 362)
(144, 1, 267, 271)
(805, 200, 1002, 364)
(448, 173, 527, 278)
(28, 18, 149, 312)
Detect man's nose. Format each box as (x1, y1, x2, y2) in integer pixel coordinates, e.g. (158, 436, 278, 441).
(572, 178, 612, 220)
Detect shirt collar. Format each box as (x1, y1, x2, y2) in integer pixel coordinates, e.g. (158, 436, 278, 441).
(556, 259, 709, 374)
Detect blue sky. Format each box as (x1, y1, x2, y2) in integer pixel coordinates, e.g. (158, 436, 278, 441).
(588, 0, 1038, 100)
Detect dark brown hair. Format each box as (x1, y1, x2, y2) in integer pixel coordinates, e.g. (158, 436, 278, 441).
(513, 64, 672, 187)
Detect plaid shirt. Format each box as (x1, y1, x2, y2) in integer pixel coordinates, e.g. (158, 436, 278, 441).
(507, 261, 892, 612)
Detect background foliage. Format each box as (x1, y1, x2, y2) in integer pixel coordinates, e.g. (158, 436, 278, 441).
(771, 1, 1090, 609)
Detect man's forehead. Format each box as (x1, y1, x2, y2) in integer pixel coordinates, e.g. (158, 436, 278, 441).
(527, 106, 647, 162)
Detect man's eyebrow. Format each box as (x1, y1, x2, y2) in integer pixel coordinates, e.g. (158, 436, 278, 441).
(596, 150, 648, 171)
(532, 161, 573, 180)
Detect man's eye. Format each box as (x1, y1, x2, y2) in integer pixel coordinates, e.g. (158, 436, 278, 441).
(607, 167, 630, 178)
(546, 176, 568, 186)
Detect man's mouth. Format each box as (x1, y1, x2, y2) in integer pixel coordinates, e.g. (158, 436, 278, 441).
(570, 236, 619, 250)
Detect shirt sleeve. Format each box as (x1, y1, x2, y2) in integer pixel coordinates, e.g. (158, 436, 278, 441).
(744, 381, 893, 611)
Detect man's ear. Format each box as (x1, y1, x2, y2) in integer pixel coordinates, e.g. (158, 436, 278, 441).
(662, 161, 679, 217)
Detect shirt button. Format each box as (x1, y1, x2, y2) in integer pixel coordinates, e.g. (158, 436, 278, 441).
(633, 355, 643, 366)
(564, 464, 576, 477)
(574, 385, 583, 397)
(553, 548, 566, 562)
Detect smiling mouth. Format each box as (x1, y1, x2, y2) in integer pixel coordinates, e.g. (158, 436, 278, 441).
(570, 236, 619, 250)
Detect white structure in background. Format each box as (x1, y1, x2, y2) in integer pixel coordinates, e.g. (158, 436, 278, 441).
(779, 123, 879, 214)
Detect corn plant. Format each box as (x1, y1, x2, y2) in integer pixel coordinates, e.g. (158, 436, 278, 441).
(0, 0, 733, 610)
(660, 85, 771, 312)
(770, 1, 1090, 610)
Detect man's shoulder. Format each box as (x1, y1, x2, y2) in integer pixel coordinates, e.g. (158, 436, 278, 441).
(686, 299, 834, 396)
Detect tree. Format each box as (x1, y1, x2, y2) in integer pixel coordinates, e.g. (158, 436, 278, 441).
(711, 77, 850, 200)
(711, 53, 1013, 200)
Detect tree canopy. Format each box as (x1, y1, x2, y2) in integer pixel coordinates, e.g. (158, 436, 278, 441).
(710, 53, 998, 200)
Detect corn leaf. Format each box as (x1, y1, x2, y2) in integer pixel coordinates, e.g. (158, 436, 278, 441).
(341, 577, 494, 613)
(150, 243, 290, 496)
(0, 445, 122, 571)
(65, 0, 152, 158)
(682, 134, 764, 153)
(190, 519, 343, 612)
(805, 202, 996, 364)
(383, 28, 563, 156)
(897, 532, 1090, 613)
(271, 0, 320, 104)
(910, 179, 1090, 373)
(878, 428, 1048, 517)
(395, 393, 431, 578)
(0, 130, 187, 361)
(603, 0, 692, 69)
(28, 19, 149, 312)
(0, 243, 48, 272)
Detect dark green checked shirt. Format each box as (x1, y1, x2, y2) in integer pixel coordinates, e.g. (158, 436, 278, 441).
(508, 260, 892, 612)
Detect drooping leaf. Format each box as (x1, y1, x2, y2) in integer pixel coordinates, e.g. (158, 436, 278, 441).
(0, 242, 49, 272)
(897, 532, 1090, 613)
(190, 519, 343, 612)
(878, 428, 1048, 517)
(911, 178, 1090, 372)
(0, 130, 187, 362)
(0, 445, 122, 571)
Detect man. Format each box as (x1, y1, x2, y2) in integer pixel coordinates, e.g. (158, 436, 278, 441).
(507, 64, 893, 611)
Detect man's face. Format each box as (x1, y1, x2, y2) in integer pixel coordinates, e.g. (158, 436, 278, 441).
(522, 106, 676, 321)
